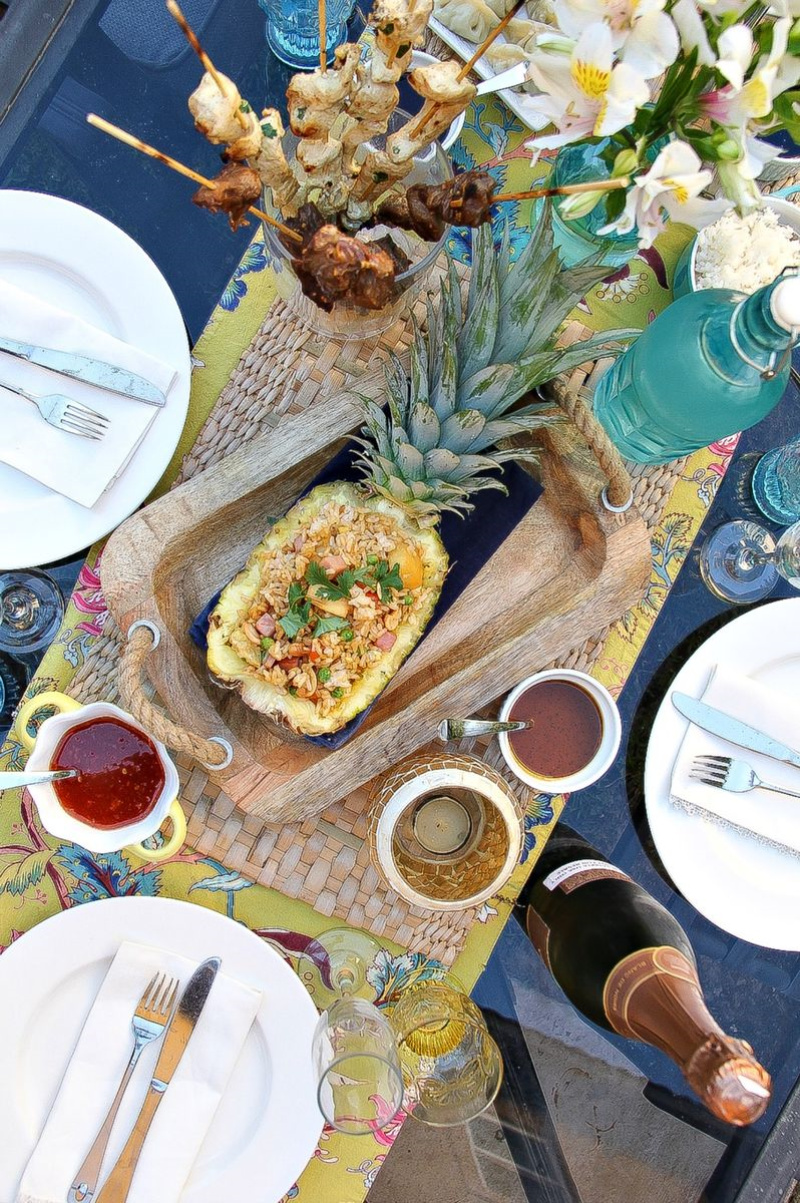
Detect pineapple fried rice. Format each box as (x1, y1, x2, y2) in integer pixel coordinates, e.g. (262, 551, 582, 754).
(223, 498, 434, 720)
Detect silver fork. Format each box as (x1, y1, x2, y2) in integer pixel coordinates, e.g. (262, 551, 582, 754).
(67, 973, 180, 1203)
(0, 378, 108, 440)
(691, 754, 800, 800)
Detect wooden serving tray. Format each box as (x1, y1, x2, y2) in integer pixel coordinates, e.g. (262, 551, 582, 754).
(101, 377, 651, 826)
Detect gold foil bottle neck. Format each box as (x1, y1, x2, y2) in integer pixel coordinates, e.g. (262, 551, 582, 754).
(685, 1035, 772, 1126)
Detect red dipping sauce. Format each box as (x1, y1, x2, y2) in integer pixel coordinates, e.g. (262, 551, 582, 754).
(508, 679, 603, 779)
(51, 717, 165, 830)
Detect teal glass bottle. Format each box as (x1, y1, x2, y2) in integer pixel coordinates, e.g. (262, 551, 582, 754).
(593, 275, 800, 464)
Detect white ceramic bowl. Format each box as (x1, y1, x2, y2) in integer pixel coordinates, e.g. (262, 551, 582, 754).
(674, 196, 800, 297)
(25, 701, 180, 854)
(498, 669, 622, 793)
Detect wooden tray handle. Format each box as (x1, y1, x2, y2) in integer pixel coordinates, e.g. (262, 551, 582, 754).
(119, 622, 233, 769)
(548, 380, 634, 512)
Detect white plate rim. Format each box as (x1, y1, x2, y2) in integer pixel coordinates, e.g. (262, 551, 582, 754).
(644, 596, 800, 950)
(0, 190, 191, 569)
(0, 895, 323, 1202)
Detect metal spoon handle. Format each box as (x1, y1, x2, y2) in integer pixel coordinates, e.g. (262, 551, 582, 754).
(438, 718, 532, 740)
(0, 769, 78, 789)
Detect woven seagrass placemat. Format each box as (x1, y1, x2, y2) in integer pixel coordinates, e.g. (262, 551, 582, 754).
(65, 266, 684, 964)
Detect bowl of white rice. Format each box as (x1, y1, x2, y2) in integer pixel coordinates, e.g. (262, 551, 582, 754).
(673, 198, 800, 298)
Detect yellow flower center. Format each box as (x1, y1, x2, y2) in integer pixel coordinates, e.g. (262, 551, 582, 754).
(740, 76, 771, 119)
(572, 58, 611, 100)
(664, 178, 689, 204)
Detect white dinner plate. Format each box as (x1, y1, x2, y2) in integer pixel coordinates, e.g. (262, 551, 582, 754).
(645, 597, 800, 950)
(0, 897, 323, 1202)
(0, 190, 191, 569)
(429, 16, 543, 132)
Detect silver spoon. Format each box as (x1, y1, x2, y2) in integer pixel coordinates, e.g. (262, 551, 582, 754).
(437, 718, 533, 741)
(0, 769, 79, 790)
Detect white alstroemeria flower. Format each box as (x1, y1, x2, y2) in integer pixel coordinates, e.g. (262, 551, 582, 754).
(553, 0, 679, 77)
(524, 23, 650, 146)
(598, 139, 730, 248)
(716, 24, 754, 90)
(701, 18, 797, 126)
(717, 132, 777, 212)
(671, 0, 715, 66)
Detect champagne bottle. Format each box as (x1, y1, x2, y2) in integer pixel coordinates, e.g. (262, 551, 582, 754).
(516, 824, 772, 1126)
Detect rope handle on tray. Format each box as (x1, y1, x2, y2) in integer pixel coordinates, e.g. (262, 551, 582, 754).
(548, 380, 634, 512)
(119, 621, 233, 770)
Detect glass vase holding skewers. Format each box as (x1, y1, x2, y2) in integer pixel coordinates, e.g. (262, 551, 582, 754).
(261, 108, 453, 340)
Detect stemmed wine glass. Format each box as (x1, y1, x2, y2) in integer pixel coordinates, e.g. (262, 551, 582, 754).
(301, 928, 404, 1137)
(699, 518, 800, 604)
(0, 570, 64, 654)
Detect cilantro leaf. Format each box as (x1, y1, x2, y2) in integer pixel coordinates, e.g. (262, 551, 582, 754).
(306, 561, 346, 600)
(313, 614, 351, 636)
(278, 603, 309, 639)
(369, 560, 404, 601)
(288, 581, 305, 605)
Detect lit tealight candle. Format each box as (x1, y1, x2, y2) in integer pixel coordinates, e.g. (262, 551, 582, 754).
(413, 795, 473, 856)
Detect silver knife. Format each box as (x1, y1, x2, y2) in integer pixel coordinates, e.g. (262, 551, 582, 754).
(0, 337, 166, 407)
(94, 957, 221, 1203)
(672, 692, 800, 769)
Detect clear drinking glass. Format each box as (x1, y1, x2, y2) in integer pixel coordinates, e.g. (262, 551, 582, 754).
(751, 435, 800, 525)
(699, 518, 800, 603)
(0, 570, 64, 654)
(259, 0, 355, 69)
(301, 928, 404, 1135)
(388, 978, 503, 1126)
(312, 995, 405, 1135)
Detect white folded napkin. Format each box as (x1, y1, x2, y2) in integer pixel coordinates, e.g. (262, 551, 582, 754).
(670, 665, 800, 856)
(15, 940, 261, 1203)
(0, 281, 177, 508)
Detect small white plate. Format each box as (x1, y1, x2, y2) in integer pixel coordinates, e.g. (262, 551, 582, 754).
(0, 190, 191, 569)
(644, 597, 800, 950)
(429, 16, 542, 132)
(0, 896, 323, 1202)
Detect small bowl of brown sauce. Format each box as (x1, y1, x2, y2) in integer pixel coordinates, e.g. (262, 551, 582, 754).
(14, 691, 186, 860)
(498, 670, 621, 793)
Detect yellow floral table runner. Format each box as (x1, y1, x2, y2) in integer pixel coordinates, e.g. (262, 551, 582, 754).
(0, 95, 736, 1202)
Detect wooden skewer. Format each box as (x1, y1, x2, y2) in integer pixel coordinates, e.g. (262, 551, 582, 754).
(458, 0, 527, 80)
(319, 0, 327, 72)
(166, 0, 248, 130)
(86, 114, 303, 242)
(493, 177, 630, 202)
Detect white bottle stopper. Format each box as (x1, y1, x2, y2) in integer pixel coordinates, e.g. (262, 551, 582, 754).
(770, 276, 800, 331)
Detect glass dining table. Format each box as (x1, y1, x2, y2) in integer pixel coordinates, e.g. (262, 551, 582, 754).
(2, 3, 800, 1200)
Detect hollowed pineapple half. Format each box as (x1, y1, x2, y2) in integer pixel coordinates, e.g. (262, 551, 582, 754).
(206, 218, 632, 738)
(206, 482, 448, 736)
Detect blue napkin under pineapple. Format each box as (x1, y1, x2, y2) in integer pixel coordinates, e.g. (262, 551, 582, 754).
(190, 438, 543, 749)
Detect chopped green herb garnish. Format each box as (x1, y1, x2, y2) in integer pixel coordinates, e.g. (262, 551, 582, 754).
(313, 614, 350, 636)
(296, 106, 306, 119)
(318, 666, 332, 683)
(288, 686, 298, 696)
(240, 100, 252, 113)
(288, 581, 305, 605)
(261, 120, 277, 138)
(306, 558, 403, 604)
(369, 560, 404, 602)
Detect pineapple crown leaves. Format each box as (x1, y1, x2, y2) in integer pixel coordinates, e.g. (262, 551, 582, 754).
(355, 203, 639, 522)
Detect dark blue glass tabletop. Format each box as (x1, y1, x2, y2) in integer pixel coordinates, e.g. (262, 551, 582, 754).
(2, 4, 800, 1199)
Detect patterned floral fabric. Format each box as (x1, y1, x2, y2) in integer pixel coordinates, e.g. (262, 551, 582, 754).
(0, 94, 736, 1202)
